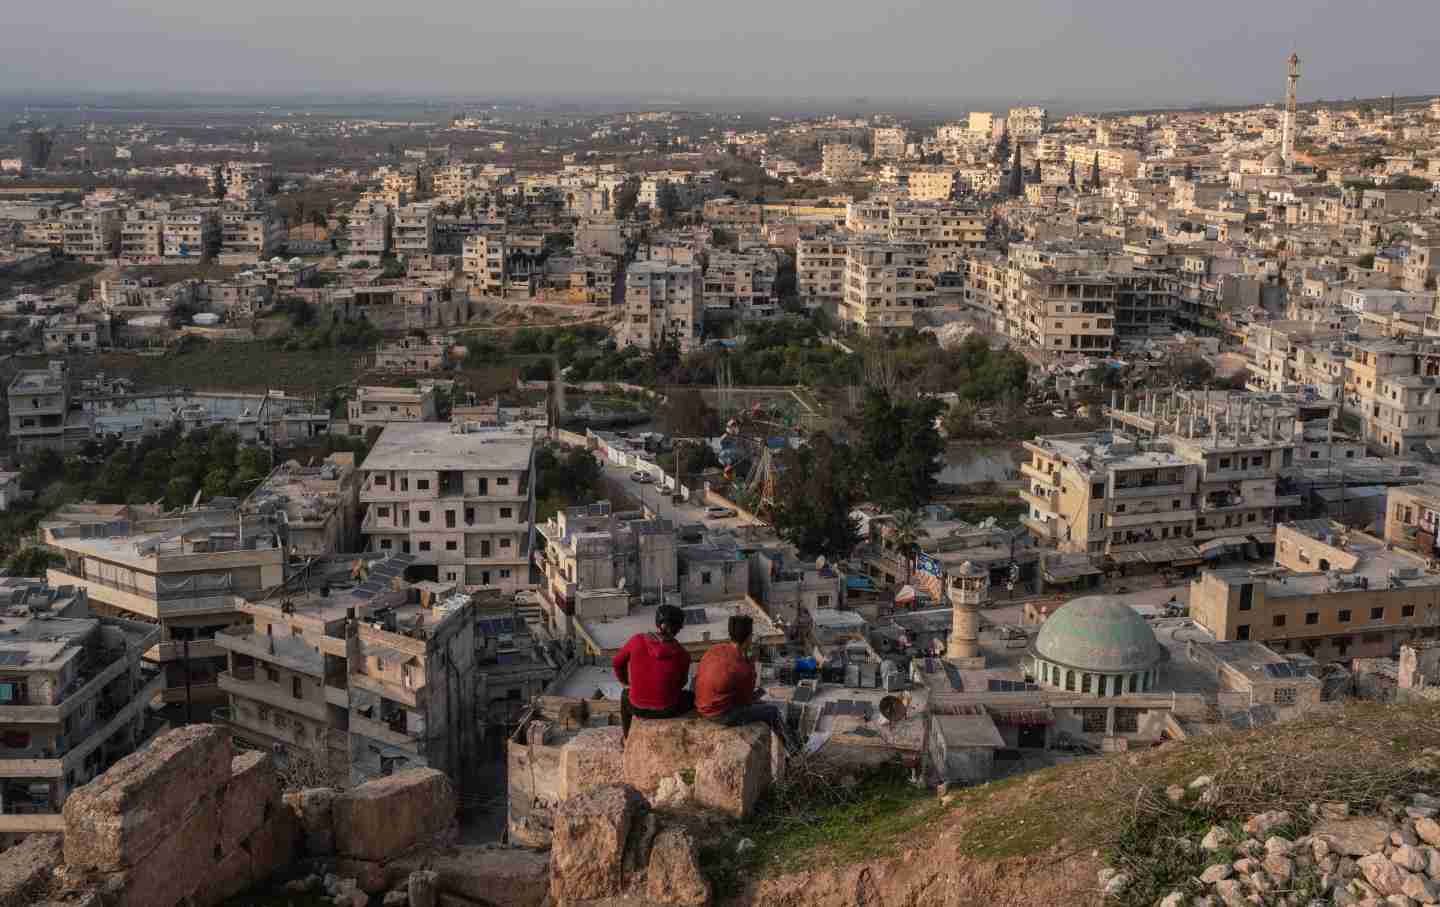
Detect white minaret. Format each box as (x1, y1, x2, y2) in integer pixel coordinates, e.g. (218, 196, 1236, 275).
(1281, 52, 1301, 170)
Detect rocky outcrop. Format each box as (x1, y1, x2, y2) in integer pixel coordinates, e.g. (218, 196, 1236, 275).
(0, 833, 63, 907)
(624, 717, 774, 819)
(560, 725, 626, 799)
(387, 846, 550, 907)
(548, 782, 711, 906)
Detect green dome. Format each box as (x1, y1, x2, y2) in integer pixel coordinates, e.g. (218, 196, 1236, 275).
(1031, 596, 1166, 674)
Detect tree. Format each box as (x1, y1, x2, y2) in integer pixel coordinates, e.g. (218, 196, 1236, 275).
(26, 131, 55, 168)
(1008, 142, 1024, 197)
(1031, 156, 1042, 184)
(6, 547, 60, 578)
(656, 388, 721, 439)
(614, 180, 639, 220)
(993, 129, 1010, 166)
(1090, 153, 1102, 189)
(887, 509, 926, 582)
(770, 434, 861, 559)
(852, 388, 946, 511)
(310, 210, 329, 229)
(211, 164, 227, 200)
(75, 281, 93, 304)
(1068, 159, 1077, 188)
(656, 182, 682, 221)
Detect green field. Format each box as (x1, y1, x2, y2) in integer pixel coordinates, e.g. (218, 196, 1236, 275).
(96, 344, 361, 395)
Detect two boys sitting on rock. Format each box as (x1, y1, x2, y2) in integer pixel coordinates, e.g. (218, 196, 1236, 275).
(612, 607, 798, 752)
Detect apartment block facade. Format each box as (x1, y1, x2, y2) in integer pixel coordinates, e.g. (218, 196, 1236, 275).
(822, 144, 865, 181)
(839, 242, 932, 335)
(1345, 340, 1440, 456)
(219, 209, 285, 263)
(619, 261, 701, 352)
(358, 423, 536, 592)
(7, 362, 70, 454)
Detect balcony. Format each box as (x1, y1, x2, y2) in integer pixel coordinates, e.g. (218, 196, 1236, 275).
(349, 713, 422, 755)
(1019, 488, 1060, 514)
(1110, 481, 1189, 499)
(1020, 463, 1059, 486)
(1107, 509, 1196, 529)
(217, 670, 329, 723)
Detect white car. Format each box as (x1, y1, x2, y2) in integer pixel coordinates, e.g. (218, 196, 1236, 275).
(629, 470, 653, 483)
(705, 506, 737, 519)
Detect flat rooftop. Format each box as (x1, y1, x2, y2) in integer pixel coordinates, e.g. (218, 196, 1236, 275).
(579, 599, 779, 653)
(1208, 530, 1440, 598)
(362, 423, 535, 473)
(1026, 432, 1187, 474)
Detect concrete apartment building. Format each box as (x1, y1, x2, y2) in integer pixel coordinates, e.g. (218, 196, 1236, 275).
(8, 361, 70, 454)
(1345, 340, 1440, 456)
(217, 562, 487, 787)
(372, 336, 452, 373)
(40, 504, 287, 714)
(243, 454, 362, 560)
(1007, 106, 1048, 138)
(822, 144, 865, 181)
(619, 260, 701, 352)
(347, 203, 393, 260)
(904, 167, 961, 202)
(1008, 268, 1117, 354)
(392, 204, 435, 257)
(119, 205, 165, 261)
(1384, 483, 1440, 558)
(839, 242, 932, 335)
(796, 237, 847, 311)
(219, 209, 284, 263)
(345, 385, 438, 435)
(358, 423, 537, 592)
(561, 255, 617, 305)
(61, 207, 120, 262)
(968, 112, 996, 136)
(1243, 321, 1348, 400)
(703, 251, 777, 319)
(1023, 412, 1301, 561)
(1191, 518, 1440, 662)
(162, 211, 214, 260)
(0, 598, 162, 836)
(462, 234, 509, 295)
(872, 127, 907, 161)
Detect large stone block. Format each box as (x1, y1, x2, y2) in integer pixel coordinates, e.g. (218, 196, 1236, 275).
(220, 750, 279, 852)
(550, 784, 643, 902)
(560, 726, 626, 800)
(63, 725, 232, 872)
(283, 787, 338, 855)
(624, 717, 773, 819)
(101, 788, 224, 907)
(645, 827, 711, 906)
(0, 833, 62, 907)
(332, 768, 456, 863)
(388, 846, 550, 907)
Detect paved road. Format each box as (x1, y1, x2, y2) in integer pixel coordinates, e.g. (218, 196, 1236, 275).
(598, 459, 771, 539)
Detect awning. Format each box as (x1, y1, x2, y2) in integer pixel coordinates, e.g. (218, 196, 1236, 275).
(988, 707, 1054, 726)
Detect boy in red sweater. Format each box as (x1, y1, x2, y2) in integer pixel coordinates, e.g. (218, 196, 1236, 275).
(613, 604, 694, 738)
(695, 615, 798, 752)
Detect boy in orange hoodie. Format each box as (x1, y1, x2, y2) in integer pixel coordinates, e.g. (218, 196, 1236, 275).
(694, 615, 798, 752)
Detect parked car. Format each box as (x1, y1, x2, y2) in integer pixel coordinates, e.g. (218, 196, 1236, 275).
(705, 506, 736, 519)
(629, 470, 652, 483)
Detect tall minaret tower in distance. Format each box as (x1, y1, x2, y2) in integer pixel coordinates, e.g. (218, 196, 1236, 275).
(1281, 52, 1301, 170)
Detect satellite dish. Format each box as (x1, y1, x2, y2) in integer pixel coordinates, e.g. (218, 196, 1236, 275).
(815, 556, 827, 570)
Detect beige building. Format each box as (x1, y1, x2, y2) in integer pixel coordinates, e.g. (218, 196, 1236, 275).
(7, 362, 70, 454)
(872, 127, 907, 161)
(217, 564, 486, 787)
(839, 242, 932, 335)
(219, 209, 284, 263)
(1007, 106, 1048, 139)
(619, 260, 701, 352)
(345, 385, 439, 434)
(40, 504, 286, 713)
(796, 237, 847, 311)
(347, 202, 392, 260)
(244, 454, 361, 560)
(905, 167, 961, 202)
(0, 595, 162, 837)
(1191, 519, 1440, 662)
(968, 112, 996, 136)
(822, 144, 865, 181)
(391, 204, 435, 257)
(62, 207, 119, 261)
(1010, 268, 1117, 354)
(1345, 340, 1440, 456)
(358, 423, 537, 592)
(462, 234, 509, 295)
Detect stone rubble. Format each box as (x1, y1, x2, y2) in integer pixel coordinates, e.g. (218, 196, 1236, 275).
(1118, 778, 1440, 907)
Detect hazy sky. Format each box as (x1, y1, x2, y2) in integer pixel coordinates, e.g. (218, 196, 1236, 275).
(4, 0, 1439, 106)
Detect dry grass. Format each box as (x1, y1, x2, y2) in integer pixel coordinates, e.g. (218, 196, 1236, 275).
(720, 700, 1440, 907)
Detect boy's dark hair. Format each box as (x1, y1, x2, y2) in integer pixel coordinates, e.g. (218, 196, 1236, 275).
(728, 614, 754, 644)
(656, 604, 686, 632)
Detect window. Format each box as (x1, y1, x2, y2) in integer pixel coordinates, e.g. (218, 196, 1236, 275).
(292, 677, 302, 699)
(1220, 457, 1231, 469)
(1238, 583, 1254, 611)
(1273, 687, 1296, 705)
(1114, 503, 1126, 513)
(1273, 614, 1286, 628)
(418, 510, 430, 524)
(1064, 671, 1075, 691)
(1236, 625, 1250, 640)
(265, 667, 279, 683)
(1370, 607, 1384, 621)
(1173, 499, 1181, 509)
(1081, 709, 1106, 733)
(445, 512, 455, 528)
(498, 477, 510, 486)
(499, 569, 512, 579)
(1338, 609, 1351, 623)
(1305, 611, 1318, 625)
(465, 507, 474, 524)
(500, 507, 514, 519)
(419, 541, 431, 552)
(445, 540, 457, 551)
(500, 538, 511, 549)
(380, 539, 392, 550)
(374, 475, 387, 486)
(1247, 513, 1257, 523)
(1114, 709, 1140, 733)
(416, 479, 430, 490)
(701, 571, 712, 585)
(1403, 605, 1416, 618)
(377, 507, 390, 518)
